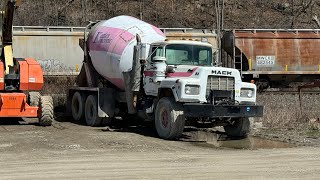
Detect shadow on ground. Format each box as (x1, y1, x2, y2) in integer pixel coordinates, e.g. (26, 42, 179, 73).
(0, 118, 40, 126)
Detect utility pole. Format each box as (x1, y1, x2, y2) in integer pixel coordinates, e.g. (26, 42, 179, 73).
(291, 0, 294, 16)
(171, 0, 174, 15)
(82, 0, 87, 24)
(214, 0, 224, 66)
(221, 0, 224, 31)
(291, 0, 294, 28)
(215, 0, 225, 34)
(139, 0, 143, 20)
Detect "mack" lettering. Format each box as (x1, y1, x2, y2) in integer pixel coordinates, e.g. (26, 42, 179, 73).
(212, 70, 232, 75)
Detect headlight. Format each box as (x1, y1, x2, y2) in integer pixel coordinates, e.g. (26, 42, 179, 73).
(240, 88, 254, 98)
(185, 85, 200, 95)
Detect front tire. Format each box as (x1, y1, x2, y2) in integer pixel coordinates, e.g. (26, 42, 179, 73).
(224, 118, 250, 137)
(85, 95, 102, 127)
(155, 97, 185, 140)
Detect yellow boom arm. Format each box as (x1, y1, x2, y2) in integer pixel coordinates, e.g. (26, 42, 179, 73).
(1, 0, 21, 74)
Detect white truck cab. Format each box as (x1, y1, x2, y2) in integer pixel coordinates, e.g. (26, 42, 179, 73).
(145, 40, 257, 104)
(141, 40, 263, 139)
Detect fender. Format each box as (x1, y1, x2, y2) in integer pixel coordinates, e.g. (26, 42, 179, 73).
(158, 87, 179, 102)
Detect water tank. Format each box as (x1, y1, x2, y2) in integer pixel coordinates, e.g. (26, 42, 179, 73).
(87, 15, 166, 90)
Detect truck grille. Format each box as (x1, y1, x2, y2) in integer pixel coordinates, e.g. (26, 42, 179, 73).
(206, 76, 235, 96)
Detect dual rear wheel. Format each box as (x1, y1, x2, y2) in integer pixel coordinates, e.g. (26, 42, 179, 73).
(71, 92, 186, 139)
(71, 92, 102, 127)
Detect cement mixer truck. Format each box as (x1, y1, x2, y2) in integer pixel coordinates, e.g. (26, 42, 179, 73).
(67, 16, 263, 139)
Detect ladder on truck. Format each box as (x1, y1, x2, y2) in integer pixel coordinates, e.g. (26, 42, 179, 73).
(231, 29, 243, 75)
(233, 49, 243, 75)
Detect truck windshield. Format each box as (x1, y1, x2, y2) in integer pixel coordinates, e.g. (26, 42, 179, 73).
(165, 44, 213, 66)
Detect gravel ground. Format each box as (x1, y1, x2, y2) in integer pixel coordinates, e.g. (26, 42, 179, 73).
(0, 118, 320, 179)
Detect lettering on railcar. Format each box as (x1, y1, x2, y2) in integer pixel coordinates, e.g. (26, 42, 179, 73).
(256, 56, 275, 66)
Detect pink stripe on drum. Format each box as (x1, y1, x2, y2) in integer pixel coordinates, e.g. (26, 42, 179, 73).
(88, 27, 134, 56)
(112, 31, 135, 55)
(151, 25, 166, 37)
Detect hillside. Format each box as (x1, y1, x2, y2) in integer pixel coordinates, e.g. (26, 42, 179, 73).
(10, 0, 320, 29)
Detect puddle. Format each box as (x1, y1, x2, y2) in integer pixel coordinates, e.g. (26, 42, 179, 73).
(183, 131, 294, 150)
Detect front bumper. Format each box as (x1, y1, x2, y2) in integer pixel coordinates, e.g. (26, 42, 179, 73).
(184, 104, 263, 118)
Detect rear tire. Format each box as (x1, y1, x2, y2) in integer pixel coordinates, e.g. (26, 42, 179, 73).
(71, 92, 85, 121)
(155, 97, 185, 140)
(29, 92, 41, 107)
(224, 118, 250, 137)
(85, 95, 102, 127)
(38, 96, 54, 126)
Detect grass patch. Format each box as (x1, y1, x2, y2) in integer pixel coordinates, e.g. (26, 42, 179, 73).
(305, 129, 320, 139)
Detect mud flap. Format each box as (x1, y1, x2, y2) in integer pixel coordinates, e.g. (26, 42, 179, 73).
(98, 88, 115, 118)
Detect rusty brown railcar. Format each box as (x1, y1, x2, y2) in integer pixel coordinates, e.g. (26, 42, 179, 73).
(162, 28, 218, 49)
(222, 29, 320, 90)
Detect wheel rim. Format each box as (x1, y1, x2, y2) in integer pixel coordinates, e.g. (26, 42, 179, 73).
(85, 95, 100, 126)
(160, 108, 169, 129)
